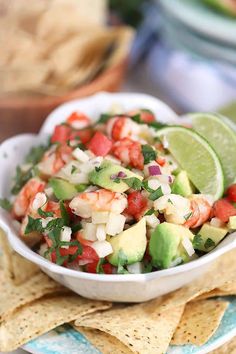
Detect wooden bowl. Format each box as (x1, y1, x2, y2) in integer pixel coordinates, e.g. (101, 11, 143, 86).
(0, 60, 127, 141)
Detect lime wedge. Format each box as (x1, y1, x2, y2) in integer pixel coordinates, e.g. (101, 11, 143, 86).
(190, 113, 236, 187)
(156, 126, 224, 200)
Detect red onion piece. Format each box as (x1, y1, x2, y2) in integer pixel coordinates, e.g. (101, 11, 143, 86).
(118, 171, 127, 178)
(148, 165, 161, 176)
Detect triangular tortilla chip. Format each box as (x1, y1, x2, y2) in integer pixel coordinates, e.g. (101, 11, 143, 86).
(211, 335, 236, 353)
(171, 300, 228, 346)
(0, 294, 111, 352)
(76, 327, 132, 354)
(0, 228, 39, 284)
(0, 272, 65, 323)
(75, 302, 184, 354)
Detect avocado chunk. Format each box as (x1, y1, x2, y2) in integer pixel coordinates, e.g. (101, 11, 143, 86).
(172, 170, 195, 197)
(149, 222, 194, 269)
(194, 223, 228, 252)
(49, 178, 87, 200)
(89, 160, 143, 193)
(228, 216, 236, 230)
(108, 218, 147, 266)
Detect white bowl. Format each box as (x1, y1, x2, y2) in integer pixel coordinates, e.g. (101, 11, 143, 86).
(0, 92, 235, 303)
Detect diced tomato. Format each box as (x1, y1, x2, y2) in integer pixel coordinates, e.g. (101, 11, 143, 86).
(226, 184, 236, 203)
(50, 244, 99, 264)
(213, 198, 236, 223)
(51, 125, 71, 144)
(87, 131, 112, 156)
(45, 201, 61, 218)
(112, 116, 128, 141)
(67, 111, 91, 129)
(129, 109, 155, 123)
(70, 127, 94, 144)
(85, 261, 113, 274)
(125, 191, 148, 220)
(156, 156, 166, 166)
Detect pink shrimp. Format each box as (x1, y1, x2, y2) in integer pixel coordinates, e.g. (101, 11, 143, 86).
(112, 137, 144, 170)
(69, 189, 127, 218)
(13, 178, 46, 218)
(184, 196, 212, 228)
(38, 144, 72, 177)
(106, 116, 140, 141)
(66, 111, 91, 129)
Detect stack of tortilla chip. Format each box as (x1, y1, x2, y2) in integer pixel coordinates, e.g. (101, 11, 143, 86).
(0, 0, 134, 96)
(0, 229, 236, 353)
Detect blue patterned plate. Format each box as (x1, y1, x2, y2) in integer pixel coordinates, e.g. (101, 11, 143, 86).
(23, 297, 236, 354)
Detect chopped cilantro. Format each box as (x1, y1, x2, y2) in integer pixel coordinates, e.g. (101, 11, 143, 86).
(11, 166, 33, 195)
(55, 248, 68, 266)
(38, 207, 53, 218)
(167, 198, 173, 205)
(96, 258, 106, 274)
(184, 212, 193, 221)
(142, 180, 154, 193)
(0, 198, 12, 211)
(143, 262, 152, 273)
(24, 216, 43, 234)
(71, 165, 77, 174)
(141, 144, 157, 165)
(145, 208, 155, 216)
(113, 177, 121, 184)
(117, 250, 129, 274)
(96, 113, 113, 124)
(25, 145, 47, 165)
(204, 238, 216, 250)
(59, 201, 70, 226)
(124, 177, 142, 190)
(71, 222, 82, 233)
(192, 234, 203, 249)
(149, 187, 163, 201)
(95, 166, 103, 172)
(148, 121, 167, 130)
(130, 114, 141, 124)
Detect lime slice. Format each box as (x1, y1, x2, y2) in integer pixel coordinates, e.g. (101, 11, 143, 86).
(156, 126, 224, 200)
(190, 113, 236, 187)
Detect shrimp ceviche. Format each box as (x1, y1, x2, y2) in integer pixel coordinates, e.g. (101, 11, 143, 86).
(1, 108, 236, 274)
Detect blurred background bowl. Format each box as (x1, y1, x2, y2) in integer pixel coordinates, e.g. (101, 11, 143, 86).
(0, 60, 127, 140)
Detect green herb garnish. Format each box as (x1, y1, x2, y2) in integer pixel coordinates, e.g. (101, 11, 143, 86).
(96, 258, 106, 274)
(124, 177, 142, 190)
(0, 198, 12, 211)
(204, 238, 216, 250)
(145, 208, 155, 216)
(25, 145, 47, 165)
(149, 186, 163, 201)
(192, 234, 203, 248)
(117, 250, 129, 274)
(71, 165, 77, 174)
(184, 212, 193, 221)
(59, 201, 70, 226)
(141, 144, 157, 165)
(38, 207, 53, 218)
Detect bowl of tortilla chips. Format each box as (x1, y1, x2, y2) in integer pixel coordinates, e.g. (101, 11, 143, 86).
(0, 0, 134, 139)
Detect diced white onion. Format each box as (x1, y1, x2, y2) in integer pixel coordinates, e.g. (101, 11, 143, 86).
(60, 226, 72, 249)
(163, 135, 169, 149)
(91, 240, 113, 258)
(106, 213, 126, 236)
(127, 262, 143, 274)
(105, 155, 121, 165)
(160, 183, 171, 195)
(72, 148, 89, 162)
(157, 175, 170, 184)
(83, 223, 97, 241)
(182, 236, 195, 257)
(45, 187, 54, 198)
(32, 193, 47, 211)
(145, 214, 160, 229)
(38, 243, 49, 258)
(92, 211, 109, 224)
(96, 224, 107, 241)
(210, 217, 225, 228)
(41, 217, 54, 229)
(148, 178, 161, 191)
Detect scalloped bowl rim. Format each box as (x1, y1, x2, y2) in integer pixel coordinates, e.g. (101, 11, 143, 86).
(0, 91, 236, 284)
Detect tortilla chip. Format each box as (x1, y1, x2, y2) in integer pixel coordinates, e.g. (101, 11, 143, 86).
(194, 281, 236, 301)
(171, 300, 228, 346)
(159, 250, 236, 312)
(0, 272, 65, 323)
(211, 335, 236, 353)
(0, 228, 39, 284)
(76, 327, 132, 354)
(75, 302, 184, 354)
(0, 294, 111, 352)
